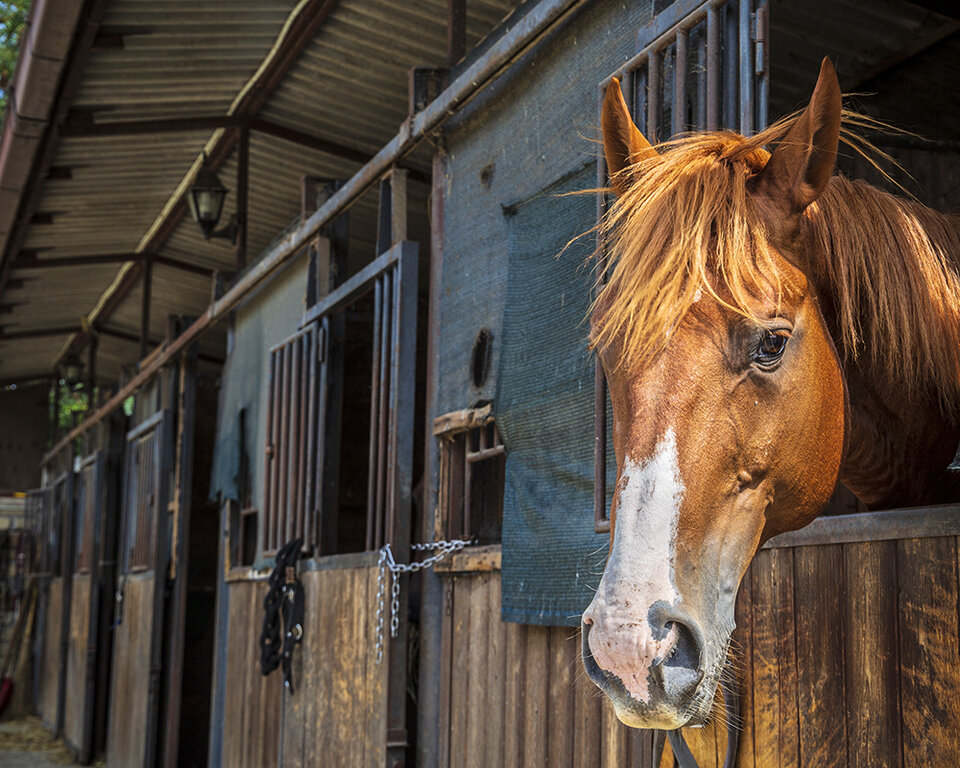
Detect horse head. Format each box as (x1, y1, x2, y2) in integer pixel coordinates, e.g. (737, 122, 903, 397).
(582, 59, 847, 729)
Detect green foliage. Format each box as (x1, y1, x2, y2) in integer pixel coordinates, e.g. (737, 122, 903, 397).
(50, 382, 91, 432)
(0, 1, 33, 121)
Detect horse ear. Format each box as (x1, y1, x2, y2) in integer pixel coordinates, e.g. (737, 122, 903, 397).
(750, 57, 841, 218)
(602, 77, 656, 196)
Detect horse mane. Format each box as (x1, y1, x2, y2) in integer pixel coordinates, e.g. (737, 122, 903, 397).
(592, 113, 960, 409)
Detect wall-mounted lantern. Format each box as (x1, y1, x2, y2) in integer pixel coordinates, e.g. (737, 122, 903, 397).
(188, 154, 238, 242)
(62, 351, 84, 385)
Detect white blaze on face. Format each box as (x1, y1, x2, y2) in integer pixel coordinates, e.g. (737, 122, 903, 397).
(585, 428, 685, 703)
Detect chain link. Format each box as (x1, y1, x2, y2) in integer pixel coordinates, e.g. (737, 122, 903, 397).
(375, 539, 471, 664)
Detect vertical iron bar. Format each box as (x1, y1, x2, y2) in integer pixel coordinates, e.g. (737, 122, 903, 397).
(696, 24, 707, 129)
(634, 68, 648, 137)
(723, 1, 738, 130)
(366, 278, 383, 552)
(647, 48, 661, 142)
(304, 326, 317, 553)
(278, 344, 291, 551)
(290, 336, 303, 544)
(707, 4, 721, 130)
(463, 433, 472, 538)
(264, 351, 275, 556)
(374, 271, 392, 549)
(756, 1, 768, 129)
(739, 0, 754, 135)
(673, 28, 688, 136)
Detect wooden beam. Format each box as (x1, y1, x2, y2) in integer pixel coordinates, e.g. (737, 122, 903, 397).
(252, 119, 431, 183)
(0, 304, 17, 314)
(13, 252, 140, 269)
(31, 212, 55, 225)
(46, 166, 72, 180)
(59, 113, 241, 137)
(54, 0, 344, 374)
(0, 326, 81, 341)
(251, 118, 372, 164)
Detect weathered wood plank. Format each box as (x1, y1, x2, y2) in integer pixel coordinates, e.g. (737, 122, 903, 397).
(897, 536, 960, 766)
(363, 564, 387, 766)
(485, 576, 505, 768)
(465, 572, 491, 768)
(750, 548, 798, 768)
(573, 632, 601, 768)
(449, 575, 471, 768)
(502, 615, 525, 768)
(438, 576, 455, 768)
(734, 563, 755, 768)
(794, 544, 847, 767)
(38, 578, 63, 728)
(64, 575, 92, 754)
(107, 573, 154, 768)
(523, 625, 550, 767)
(600, 696, 628, 768)
(547, 627, 575, 768)
(843, 540, 900, 768)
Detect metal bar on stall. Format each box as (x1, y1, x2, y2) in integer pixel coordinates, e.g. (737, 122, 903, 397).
(647, 48, 662, 141)
(304, 325, 317, 554)
(374, 271, 392, 550)
(706, 4, 721, 130)
(739, 0, 753, 135)
(696, 24, 707, 128)
(756, 2, 768, 129)
(673, 28, 688, 136)
(366, 278, 383, 552)
(723, 2, 738, 130)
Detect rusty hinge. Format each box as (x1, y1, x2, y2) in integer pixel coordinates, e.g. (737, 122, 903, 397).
(752, 6, 767, 77)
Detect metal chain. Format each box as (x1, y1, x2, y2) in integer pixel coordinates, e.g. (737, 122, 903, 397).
(375, 539, 471, 664)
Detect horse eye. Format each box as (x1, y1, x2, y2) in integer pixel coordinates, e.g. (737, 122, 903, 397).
(752, 330, 788, 367)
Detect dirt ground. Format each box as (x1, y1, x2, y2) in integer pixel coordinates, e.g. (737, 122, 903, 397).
(0, 717, 101, 767)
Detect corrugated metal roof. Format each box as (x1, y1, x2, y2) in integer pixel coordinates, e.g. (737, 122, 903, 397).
(3, 0, 952, 387)
(0, 0, 517, 384)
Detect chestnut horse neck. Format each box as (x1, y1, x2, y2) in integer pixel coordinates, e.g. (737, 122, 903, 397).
(592, 116, 960, 415)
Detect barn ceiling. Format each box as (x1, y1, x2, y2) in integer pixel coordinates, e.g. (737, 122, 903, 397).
(0, 0, 517, 386)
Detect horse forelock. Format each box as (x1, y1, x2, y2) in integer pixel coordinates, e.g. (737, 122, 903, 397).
(591, 113, 960, 413)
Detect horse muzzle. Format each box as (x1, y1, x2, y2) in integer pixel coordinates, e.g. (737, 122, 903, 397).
(580, 602, 713, 729)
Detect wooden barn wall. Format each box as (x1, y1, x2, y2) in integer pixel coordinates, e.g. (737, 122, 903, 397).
(37, 577, 63, 729)
(216, 563, 386, 768)
(63, 574, 92, 752)
(439, 534, 960, 768)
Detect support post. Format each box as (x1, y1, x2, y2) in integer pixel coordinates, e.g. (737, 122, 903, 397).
(88, 334, 98, 409)
(139, 261, 153, 362)
(235, 126, 250, 271)
(446, 0, 466, 67)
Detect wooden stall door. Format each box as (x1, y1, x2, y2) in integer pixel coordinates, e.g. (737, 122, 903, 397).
(64, 451, 104, 763)
(37, 469, 74, 735)
(107, 411, 173, 768)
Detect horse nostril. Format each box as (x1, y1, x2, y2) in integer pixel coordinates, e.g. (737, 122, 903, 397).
(660, 620, 704, 701)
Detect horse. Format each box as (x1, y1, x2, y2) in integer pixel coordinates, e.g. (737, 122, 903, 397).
(580, 57, 960, 731)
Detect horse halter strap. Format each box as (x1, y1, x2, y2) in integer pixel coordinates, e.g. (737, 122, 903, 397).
(665, 679, 740, 768)
(259, 537, 305, 692)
